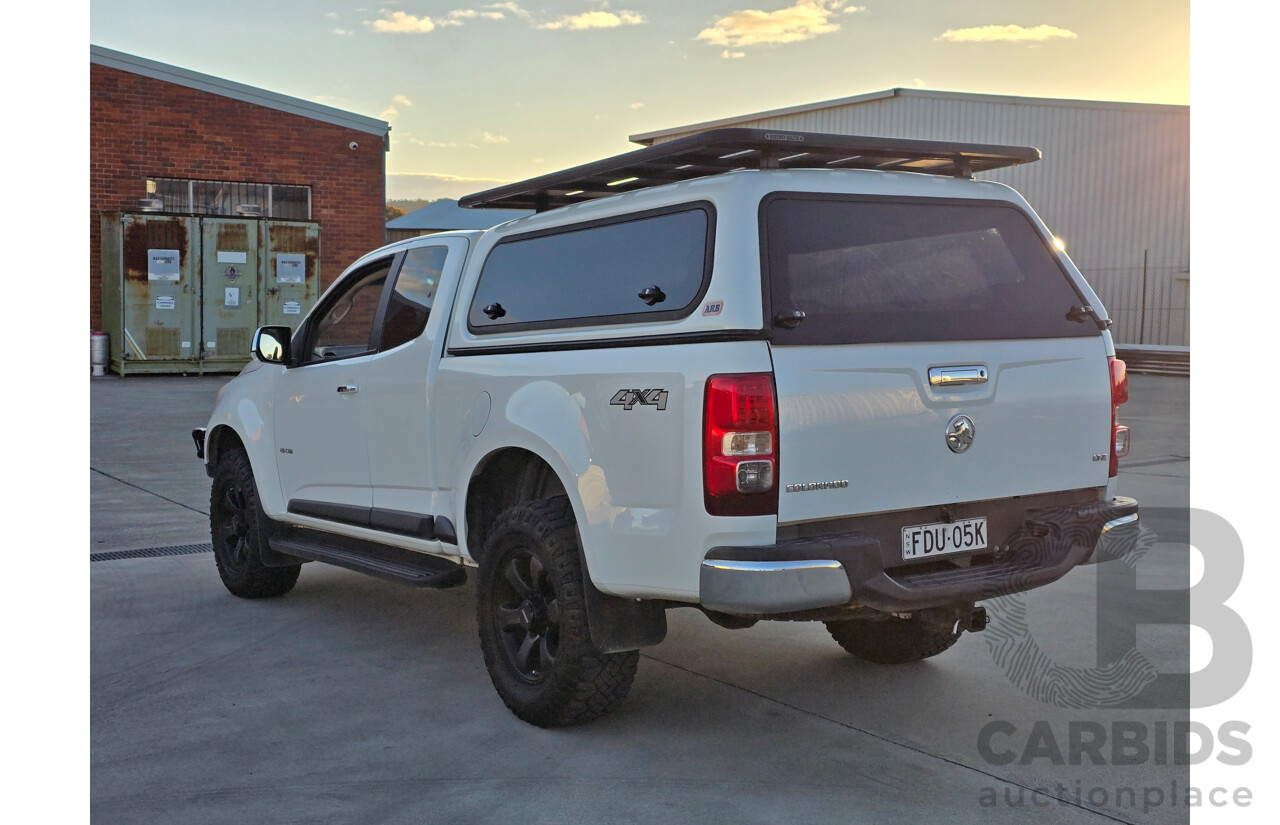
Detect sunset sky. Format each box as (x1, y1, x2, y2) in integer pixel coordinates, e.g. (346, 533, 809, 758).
(89, 0, 1190, 200)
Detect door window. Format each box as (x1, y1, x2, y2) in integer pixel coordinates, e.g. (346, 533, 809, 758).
(306, 258, 392, 362)
(379, 245, 448, 351)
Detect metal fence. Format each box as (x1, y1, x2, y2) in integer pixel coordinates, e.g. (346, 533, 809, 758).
(1083, 257, 1189, 348)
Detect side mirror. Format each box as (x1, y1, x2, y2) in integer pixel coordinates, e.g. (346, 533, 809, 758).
(252, 326, 291, 364)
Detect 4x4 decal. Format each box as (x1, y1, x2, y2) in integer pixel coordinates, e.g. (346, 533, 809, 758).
(610, 389, 669, 411)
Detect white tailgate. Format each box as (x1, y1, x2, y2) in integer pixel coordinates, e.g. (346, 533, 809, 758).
(771, 336, 1112, 524)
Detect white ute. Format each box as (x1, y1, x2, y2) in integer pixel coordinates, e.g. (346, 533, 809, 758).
(195, 129, 1140, 727)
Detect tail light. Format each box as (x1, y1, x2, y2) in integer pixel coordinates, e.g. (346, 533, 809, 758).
(704, 373, 779, 516)
(1109, 357, 1130, 477)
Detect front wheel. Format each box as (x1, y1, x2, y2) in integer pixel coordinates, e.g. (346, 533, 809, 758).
(476, 496, 638, 727)
(210, 448, 300, 599)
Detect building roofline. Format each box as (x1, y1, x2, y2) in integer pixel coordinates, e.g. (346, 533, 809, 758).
(629, 87, 1189, 145)
(91, 44, 390, 138)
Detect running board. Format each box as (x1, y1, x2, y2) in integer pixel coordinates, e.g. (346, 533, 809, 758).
(270, 529, 467, 589)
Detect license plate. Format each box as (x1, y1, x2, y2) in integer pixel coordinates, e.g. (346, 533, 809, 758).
(902, 517, 987, 560)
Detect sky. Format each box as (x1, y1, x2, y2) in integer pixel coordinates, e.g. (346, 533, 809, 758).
(88, 0, 1190, 201)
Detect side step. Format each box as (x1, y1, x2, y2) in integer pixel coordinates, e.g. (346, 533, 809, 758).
(270, 528, 467, 589)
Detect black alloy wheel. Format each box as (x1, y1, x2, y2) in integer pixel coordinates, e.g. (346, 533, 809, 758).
(492, 550, 562, 683)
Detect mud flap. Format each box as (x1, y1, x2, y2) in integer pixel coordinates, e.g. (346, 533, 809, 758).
(584, 579, 667, 653)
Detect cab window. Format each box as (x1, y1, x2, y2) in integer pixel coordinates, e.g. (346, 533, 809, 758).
(306, 258, 392, 362)
(378, 245, 447, 351)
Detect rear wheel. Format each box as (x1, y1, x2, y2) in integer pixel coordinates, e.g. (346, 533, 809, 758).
(210, 448, 300, 599)
(824, 614, 961, 664)
(476, 496, 638, 727)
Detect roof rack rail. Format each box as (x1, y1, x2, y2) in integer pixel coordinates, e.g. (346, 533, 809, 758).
(459, 127, 1040, 212)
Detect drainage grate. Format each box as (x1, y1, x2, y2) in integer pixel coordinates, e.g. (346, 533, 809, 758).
(91, 543, 213, 562)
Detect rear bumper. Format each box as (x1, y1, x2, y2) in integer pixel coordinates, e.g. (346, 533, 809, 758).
(700, 496, 1138, 615)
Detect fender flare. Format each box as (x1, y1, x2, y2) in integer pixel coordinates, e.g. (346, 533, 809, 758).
(454, 381, 666, 652)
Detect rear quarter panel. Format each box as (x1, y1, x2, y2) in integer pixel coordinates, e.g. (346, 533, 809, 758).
(436, 341, 777, 601)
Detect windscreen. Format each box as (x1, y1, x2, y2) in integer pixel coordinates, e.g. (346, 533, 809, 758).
(763, 196, 1098, 345)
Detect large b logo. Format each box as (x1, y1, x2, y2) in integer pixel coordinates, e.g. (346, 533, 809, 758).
(984, 508, 1250, 709)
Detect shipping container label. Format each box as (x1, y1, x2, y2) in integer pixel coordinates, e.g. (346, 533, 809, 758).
(283, 301, 302, 315)
(217, 250, 248, 264)
(148, 249, 181, 282)
(224, 287, 240, 308)
(155, 296, 176, 310)
(276, 253, 306, 284)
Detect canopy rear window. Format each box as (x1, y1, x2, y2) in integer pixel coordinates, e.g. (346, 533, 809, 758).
(763, 195, 1097, 346)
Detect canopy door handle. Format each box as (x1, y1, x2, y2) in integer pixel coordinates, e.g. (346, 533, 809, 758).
(928, 366, 988, 387)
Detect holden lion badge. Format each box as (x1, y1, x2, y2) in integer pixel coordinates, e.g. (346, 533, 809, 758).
(946, 414, 975, 454)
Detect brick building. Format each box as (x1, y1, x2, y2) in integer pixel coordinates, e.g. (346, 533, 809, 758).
(90, 45, 389, 330)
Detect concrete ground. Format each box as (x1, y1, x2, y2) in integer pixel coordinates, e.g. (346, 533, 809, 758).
(91, 373, 1190, 825)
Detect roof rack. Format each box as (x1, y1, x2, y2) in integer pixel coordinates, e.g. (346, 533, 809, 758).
(459, 127, 1040, 212)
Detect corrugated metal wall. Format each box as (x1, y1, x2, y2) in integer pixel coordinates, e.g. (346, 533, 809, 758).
(657, 92, 1190, 346)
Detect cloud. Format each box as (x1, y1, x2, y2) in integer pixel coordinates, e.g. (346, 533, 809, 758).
(539, 10, 645, 30)
(387, 171, 513, 200)
(938, 24, 1078, 43)
(485, 2, 533, 22)
(697, 1, 854, 49)
(391, 171, 510, 183)
(629, 102, 645, 109)
(381, 106, 399, 119)
(393, 94, 413, 107)
(722, 49, 745, 59)
(370, 11, 436, 33)
(481, 132, 510, 144)
(913, 77, 926, 87)
(332, 28, 355, 36)
(325, 12, 339, 20)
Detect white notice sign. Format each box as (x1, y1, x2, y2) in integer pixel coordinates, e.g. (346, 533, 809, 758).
(217, 250, 248, 264)
(148, 249, 181, 282)
(155, 295, 176, 310)
(276, 253, 306, 284)
(283, 301, 302, 315)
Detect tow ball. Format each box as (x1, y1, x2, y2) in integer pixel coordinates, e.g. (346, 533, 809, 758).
(953, 606, 989, 635)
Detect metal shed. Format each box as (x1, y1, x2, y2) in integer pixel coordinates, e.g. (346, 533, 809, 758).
(632, 89, 1189, 350)
(386, 199, 532, 243)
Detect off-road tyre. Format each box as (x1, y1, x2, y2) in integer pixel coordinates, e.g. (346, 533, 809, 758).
(210, 448, 301, 599)
(476, 496, 639, 727)
(824, 614, 961, 664)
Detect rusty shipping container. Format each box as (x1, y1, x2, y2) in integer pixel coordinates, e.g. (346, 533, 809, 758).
(101, 213, 321, 374)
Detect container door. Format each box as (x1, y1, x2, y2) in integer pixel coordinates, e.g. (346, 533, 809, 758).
(199, 218, 259, 370)
(260, 221, 321, 331)
(119, 214, 200, 372)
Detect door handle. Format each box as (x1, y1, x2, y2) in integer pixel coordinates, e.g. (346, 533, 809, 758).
(928, 366, 988, 387)
(336, 384, 359, 394)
